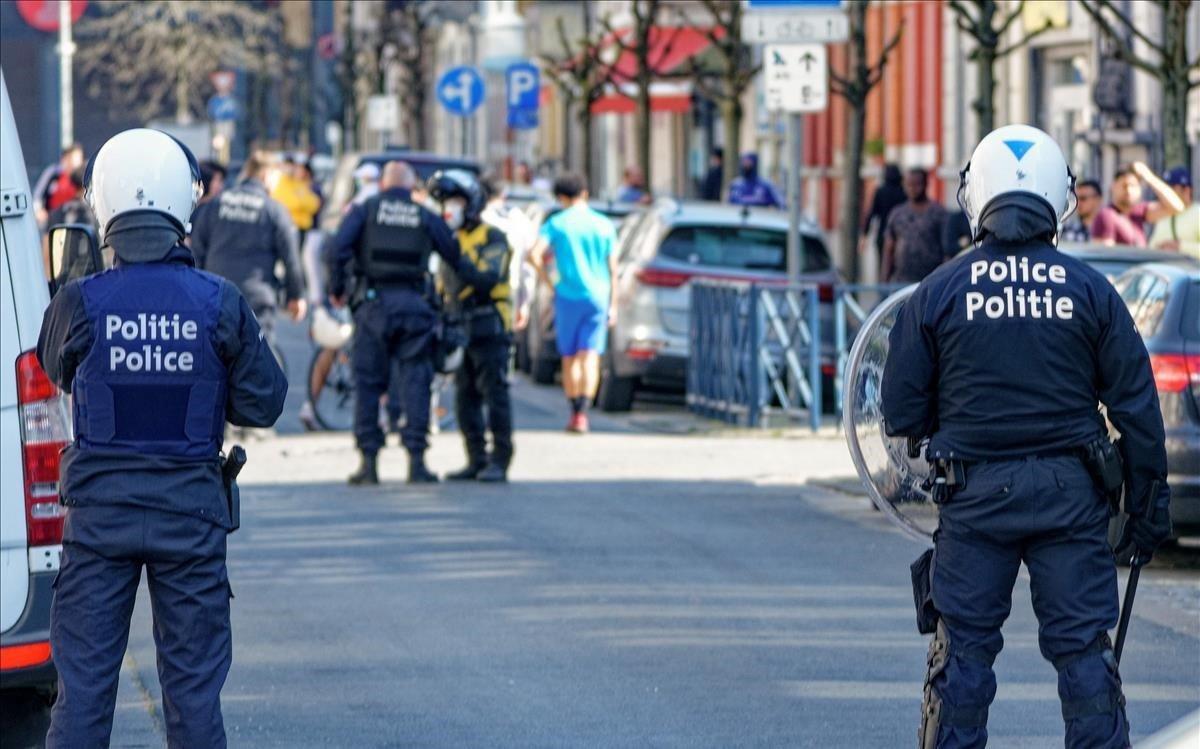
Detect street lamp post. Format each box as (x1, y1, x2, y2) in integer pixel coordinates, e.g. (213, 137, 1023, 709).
(58, 0, 76, 149)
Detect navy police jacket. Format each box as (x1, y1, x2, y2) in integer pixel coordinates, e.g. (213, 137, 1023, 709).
(329, 187, 462, 299)
(190, 179, 305, 312)
(37, 245, 288, 528)
(881, 237, 1168, 504)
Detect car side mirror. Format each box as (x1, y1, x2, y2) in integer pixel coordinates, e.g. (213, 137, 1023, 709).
(47, 223, 104, 296)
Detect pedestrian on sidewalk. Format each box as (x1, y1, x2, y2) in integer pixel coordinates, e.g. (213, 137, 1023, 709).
(1148, 166, 1199, 256)
(1059, 179, 1103, 243)
(38, 129, 287, 747)
(880, 167, 948, 283)
(1090, 161, 1184, 247)
(528, 173, 618, 434)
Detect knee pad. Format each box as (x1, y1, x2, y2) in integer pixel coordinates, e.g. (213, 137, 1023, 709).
(1053, 634, 1127, 723)
(919, 621, 993, 748)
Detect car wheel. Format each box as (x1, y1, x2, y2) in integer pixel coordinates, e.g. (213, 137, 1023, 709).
(598, 352, 636, 412)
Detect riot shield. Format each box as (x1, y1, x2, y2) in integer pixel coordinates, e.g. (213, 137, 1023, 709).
(841, 285, 937, 544)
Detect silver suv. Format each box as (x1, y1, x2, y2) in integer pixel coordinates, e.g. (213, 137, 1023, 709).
(598, 200, 838, 412)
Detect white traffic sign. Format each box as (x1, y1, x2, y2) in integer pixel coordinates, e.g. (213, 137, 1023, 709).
(764, 44, 828, 113)
(366, 95, 399, 132)
(742, 11, 848, 43)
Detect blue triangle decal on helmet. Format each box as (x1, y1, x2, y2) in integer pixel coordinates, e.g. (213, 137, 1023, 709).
(1004, 140, 1035, 161)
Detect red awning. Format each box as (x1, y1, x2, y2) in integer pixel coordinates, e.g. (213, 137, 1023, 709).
(590, 26, 721, 115)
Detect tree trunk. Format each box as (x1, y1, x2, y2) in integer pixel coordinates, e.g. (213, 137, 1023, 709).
(637, 68, 652, 190)
(580, 106, 595, 189)
(839, 100, 866, 282)
(175, 70, 191, 124)
(974, 46, 996, 140)
(1161, 74, 1191, 168)
(720, 97, 742, 196)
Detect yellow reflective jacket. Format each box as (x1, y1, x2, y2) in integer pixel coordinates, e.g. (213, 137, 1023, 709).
(446, 222, 512, 330)
(270, 173, 321, 231)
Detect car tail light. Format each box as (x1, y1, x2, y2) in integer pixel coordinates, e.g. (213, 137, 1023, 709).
(636, 267, 692, 288)
(818, 284, 834, 303)
(1150, 354, 1200, 393)
(0, 641, 52, 671)
(16, 351, 70, 546)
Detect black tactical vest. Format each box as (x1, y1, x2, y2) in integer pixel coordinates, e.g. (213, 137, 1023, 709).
(357, 193, 434, 283)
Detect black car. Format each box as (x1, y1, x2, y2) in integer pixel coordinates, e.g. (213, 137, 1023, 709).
(1113, 261, 1200, 537)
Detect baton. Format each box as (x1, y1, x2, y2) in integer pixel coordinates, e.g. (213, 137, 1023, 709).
(1113, 553, 1147, 665)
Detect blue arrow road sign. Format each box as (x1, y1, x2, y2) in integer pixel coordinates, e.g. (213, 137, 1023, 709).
(437, 66, 485, 117)
(505, 62, 540, 130)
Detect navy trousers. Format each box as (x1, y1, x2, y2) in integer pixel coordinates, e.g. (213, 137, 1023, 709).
(47, 505, 231, 749)
(352, 292, 436, 455)
(455, 336, 514, 467)
(925, 455, 1128, 748)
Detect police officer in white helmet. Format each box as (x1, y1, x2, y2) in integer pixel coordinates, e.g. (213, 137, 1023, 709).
(881, 125, 1170, 748)
(38, 129, 288, 747)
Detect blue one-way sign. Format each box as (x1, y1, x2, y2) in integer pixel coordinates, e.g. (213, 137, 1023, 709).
(505, 62, 540, 130)
(437, 66, 485, 117)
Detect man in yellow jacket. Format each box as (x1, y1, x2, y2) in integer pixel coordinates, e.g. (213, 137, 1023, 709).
(271, 157, 321, 235)
(429, 169, 514, 482)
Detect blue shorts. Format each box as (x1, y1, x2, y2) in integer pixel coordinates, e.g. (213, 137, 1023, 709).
(555, 296, 608, 357)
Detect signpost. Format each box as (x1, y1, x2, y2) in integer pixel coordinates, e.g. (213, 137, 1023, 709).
(505, 62, 540, 130)
(437, 66, 486, 156)
(744, 0, 844, 283)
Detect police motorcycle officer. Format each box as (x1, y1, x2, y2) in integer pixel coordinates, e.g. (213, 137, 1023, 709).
(37, 129, 288, 748)
(330, 161, 494, 485)
(881, 125, 1171, 749)
(428, 170, 515, 483)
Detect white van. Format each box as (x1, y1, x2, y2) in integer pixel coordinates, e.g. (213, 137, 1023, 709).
(0, 71, 71, 693)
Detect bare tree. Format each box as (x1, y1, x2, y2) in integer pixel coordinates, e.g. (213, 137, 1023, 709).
(1079, 0, 1200, 167)
(77, 1, 280, 125)
(683, 0, 759, 194)
(947, 0, 1053, 139)
(830, 1, 902, 282)
(390, 2, 436, 150)
(602, 1, 685, 191)
(540, 17, 617, 187)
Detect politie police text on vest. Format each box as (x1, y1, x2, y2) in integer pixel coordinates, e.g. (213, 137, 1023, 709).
(377, 200, 421, 227)
(965, 256, 1075, 321)
(106, 313, 199, 372)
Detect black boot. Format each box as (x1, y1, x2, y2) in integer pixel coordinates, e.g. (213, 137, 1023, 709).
(408, 453, 439, 484)
(348, 452, 379, 485)
(476, 461, 508, 483)
(446, 461, 485, 481)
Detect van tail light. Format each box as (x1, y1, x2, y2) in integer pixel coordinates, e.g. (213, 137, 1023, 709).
(1150, 354, 1200, 393)
(16, 351, 70, 546)
(636, 267, 693, 288)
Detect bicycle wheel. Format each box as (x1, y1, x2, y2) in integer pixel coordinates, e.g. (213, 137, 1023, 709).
(309, 346, 356, 432)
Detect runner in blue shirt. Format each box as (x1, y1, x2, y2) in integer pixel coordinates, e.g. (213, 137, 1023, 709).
(528, 174, 618, 433)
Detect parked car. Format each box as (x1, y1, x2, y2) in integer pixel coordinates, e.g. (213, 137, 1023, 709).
(1060, 242, 1196, 281)
(596, 200, 839, 412)
(318, 150, 483, 232)
(517, 200, 640, 384)
(1112, 261, 1200, 537)
(0, 73, 67, 696)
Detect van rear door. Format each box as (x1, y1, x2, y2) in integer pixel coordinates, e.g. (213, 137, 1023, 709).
(0, 222, 30, 633)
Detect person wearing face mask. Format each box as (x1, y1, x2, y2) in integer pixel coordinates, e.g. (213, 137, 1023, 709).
(728, 152, 784, 208)
(429, 170, 514, 482)
(329, 161, 491, 484)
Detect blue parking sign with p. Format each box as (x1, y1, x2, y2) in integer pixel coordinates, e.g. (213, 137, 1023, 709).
(506, 62, 540, 130)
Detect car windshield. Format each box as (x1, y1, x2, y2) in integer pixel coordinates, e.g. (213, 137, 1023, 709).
(362, 157, 480, 182)
(658, 226, 830, 273)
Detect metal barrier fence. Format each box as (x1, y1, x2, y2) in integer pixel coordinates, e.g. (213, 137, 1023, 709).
(689, 281, 907, 431)
(689, 281, 822, 431)
(832, 283, 909, 415)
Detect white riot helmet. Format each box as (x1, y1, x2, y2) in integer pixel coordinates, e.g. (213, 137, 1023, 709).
(85, 128, 202, 240)
(310, 305, 354, 350)
(958, 124, 1075, 241)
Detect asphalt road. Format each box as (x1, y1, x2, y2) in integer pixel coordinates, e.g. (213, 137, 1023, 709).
(3, 320, 1198, 748)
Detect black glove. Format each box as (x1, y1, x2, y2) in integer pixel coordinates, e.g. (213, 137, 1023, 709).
(1118, 482, 1171, 563)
